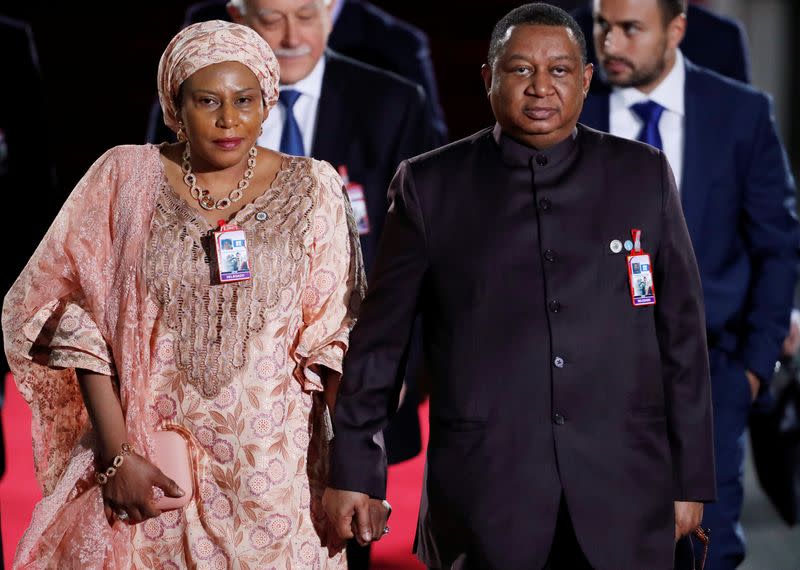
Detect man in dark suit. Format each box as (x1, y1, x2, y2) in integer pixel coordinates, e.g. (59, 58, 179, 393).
(579, 0, 800, 567)
(146, 0, 447, 144)
(323, 4, 715, 568)
(573, 0, 750, 84)
(0, 15, 60, 482)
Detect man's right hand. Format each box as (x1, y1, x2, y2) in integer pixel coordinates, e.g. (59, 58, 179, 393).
(323, 487, 381, 545)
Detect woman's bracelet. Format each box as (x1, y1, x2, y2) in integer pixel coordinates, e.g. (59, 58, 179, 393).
(95, 442, 135, 485)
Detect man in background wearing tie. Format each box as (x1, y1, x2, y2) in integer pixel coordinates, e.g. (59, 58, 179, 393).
(572, 0, 751, 85)
(147, 0, 448, 144)
(580, 0, 800, 567)
(227, 0, 437, 275)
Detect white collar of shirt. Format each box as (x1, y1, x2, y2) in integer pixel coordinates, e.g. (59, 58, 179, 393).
(609, 50, 686, 190)
(258, 56, 326, 155)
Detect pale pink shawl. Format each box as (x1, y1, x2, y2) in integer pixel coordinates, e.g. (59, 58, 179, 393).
(4, 145, 191, 567)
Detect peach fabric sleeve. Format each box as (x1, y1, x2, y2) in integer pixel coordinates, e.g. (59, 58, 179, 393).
(3, 144, 160, 568)
(292, 160, 366, 392)
(22, 297, 117, 376)
(3, 148, 121, 494)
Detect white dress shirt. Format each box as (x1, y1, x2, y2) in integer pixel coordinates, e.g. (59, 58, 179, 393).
(609, 49, 686, 190)
(258, 56, 326, 155)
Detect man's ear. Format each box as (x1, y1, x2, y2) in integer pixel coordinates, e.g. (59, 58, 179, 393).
(326, 0, 339, 18)
(481, 63, 493, 96)
(667, 13, 687, 50)
(583, 62, 594, 96)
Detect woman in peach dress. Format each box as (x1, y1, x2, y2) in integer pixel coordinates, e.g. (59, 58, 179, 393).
(2, 21, 379, 569)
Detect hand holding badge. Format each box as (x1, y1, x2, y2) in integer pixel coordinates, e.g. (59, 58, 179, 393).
(627, 228, 656, 307)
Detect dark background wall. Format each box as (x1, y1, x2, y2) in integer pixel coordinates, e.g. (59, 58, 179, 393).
(3, 0, 797, 198)
(2, 1, 581, 195)
(4, 2, 200, 193)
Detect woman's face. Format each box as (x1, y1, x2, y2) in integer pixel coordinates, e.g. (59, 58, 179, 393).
(179, 61, 266, 170)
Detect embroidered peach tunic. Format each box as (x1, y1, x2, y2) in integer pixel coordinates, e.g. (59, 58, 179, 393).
(3, 144, 363, 569)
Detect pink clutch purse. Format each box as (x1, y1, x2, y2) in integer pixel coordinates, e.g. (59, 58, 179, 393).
(152, 430, 193, 510)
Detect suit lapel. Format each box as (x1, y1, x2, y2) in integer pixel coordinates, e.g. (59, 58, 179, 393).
(311, 51, 351, 164)
(680, 60, 709, 243)
(584, 62, 709, 244)
(579, 89, 610, 132)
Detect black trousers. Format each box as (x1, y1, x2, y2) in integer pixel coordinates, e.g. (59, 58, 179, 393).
(427, 498, 593, 570)
(346, 541, 370, 570)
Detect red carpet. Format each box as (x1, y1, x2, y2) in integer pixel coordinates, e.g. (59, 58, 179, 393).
(0, 375, 426, 569)
(1, 375, 42, 570)
(370, 405, 428, 570)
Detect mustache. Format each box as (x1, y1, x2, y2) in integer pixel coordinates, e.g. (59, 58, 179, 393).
(273, 45, 312, 58)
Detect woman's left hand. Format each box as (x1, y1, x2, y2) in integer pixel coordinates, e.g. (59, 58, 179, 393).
(101, 453, 184, 525)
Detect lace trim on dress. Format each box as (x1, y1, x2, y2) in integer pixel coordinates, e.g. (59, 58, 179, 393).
(146, 157, 317, 397)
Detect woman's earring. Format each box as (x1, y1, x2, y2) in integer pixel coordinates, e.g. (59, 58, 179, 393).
(177, 122, 187, 142)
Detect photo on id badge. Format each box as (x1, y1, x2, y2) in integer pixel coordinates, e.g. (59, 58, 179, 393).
(628, 253, 655, 306)
(215, 228, 251, 283)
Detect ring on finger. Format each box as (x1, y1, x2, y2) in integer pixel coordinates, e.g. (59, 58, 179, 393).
(117, 509, 130, 521)
(383, 525, 390, 535)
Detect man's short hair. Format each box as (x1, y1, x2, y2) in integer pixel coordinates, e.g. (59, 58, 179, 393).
(658, 0, 688, 25)
(228, 0, 332, 15)
(488, 3, 587, 67)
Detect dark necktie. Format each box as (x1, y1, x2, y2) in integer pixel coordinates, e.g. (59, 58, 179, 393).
(279, 89, 305, 156)
(630, 100, 665, 151)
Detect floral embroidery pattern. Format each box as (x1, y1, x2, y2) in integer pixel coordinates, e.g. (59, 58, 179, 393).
(128, 158, 359, 568)
(146, 158, 318, 398)
(6, 148, 358, 569)
(153, 395, 178, 420)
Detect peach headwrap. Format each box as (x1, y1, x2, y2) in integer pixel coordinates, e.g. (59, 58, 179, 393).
(157, 20, 280, 133)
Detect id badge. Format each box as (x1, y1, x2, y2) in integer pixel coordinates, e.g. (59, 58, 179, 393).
(346, 184, 370, 235)
(338, 165, 370, 235)
(214, 223, 252, 283)
(626, 228, 655, 306)
(627, 253, 656, 306)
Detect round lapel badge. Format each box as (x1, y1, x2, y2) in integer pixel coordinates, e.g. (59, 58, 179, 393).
(624, 240, 634, 251)
(609, 239, 623, 254)
(255, 211, 268, 221)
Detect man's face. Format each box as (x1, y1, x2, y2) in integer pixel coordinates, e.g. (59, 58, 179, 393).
(230, 0, 334, 85)
(593, 0, 685, 92)
(481, 24, 593, 149)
